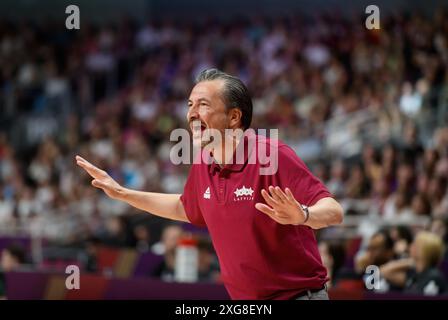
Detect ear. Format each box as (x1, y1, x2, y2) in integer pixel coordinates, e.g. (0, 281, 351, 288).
(228, 108, 242, 129)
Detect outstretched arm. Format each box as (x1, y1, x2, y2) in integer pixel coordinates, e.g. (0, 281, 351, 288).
(75, 155, 189, 223)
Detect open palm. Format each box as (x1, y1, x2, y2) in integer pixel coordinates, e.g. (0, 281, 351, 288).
(75, 155, 125, 200)
(255, 186, 306, 225)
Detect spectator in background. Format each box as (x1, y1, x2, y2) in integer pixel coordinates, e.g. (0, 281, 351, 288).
(430, 218, 448, 280)
(410, 193, 432, 218)
(0, 244, 27, 299)
(389, 226, 414, 259)
(152, 246, 176, 282)
(318, 241, 346, 288)
(197, 237, 220, 283)
(383, 189, 414, 223)
(151, 224, 183, 256)
(326, 160, 346, 199)
(428, 176, 448, 217)
(355, 229, 395, 275)
(430, 218, 448, 245)
(368, 175, 390, 216)
(96, 216, 129, 247)
(151, 224, 184, 282)
(0, 244, 26, 272)
(132, 224, 151, 252)
(345, 164, 369, 199)
(380, 231, 446, 296)
(82, 237, 100, 273)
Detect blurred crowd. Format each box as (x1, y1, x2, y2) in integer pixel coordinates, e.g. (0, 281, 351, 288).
(1, 9, 448, 293)
(319, 224, 448, 296)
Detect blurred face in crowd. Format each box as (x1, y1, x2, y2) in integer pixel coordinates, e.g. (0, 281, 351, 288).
(366, 233, 394, 266)
(411, 194, 430, 216)
(423, 149, 438, 168)
(162, 225, 183, 252)
(106, 217, 123, 235)
(397, 164, 414, 188)
(373, 178, 389, 198)
(383, 144, 395, 164)
(390, 227, 411, 257)
(410, 232, 444, 273)
(430, 219, 447, 242)
(417, 173, 430, 194)
(187, 80, 242, 149)
(134, 225, 150, 242)
(1, 249, 21, 272)
(428, 177, 447, 201)
(395, 191, 410, 210)
(403, 121, 418, 145)
(330, 161, 345, 180)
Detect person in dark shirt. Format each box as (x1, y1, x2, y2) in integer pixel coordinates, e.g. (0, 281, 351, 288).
(318, 240, 346, 288)
(0, 244, 27, 299)
(381, 231, 447, 296)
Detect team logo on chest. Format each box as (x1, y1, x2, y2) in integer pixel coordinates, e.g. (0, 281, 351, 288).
(233, 186, 254, 201)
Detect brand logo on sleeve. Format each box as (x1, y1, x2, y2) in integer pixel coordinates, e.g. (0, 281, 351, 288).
(203, 187, 211, 199)
(233, 186, 254, 201)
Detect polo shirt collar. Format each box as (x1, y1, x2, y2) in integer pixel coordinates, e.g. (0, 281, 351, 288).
(209, 129, 256, 176)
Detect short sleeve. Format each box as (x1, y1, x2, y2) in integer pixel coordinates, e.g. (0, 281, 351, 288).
(180, 165, 207, 227)
(278, 146, 333, 206)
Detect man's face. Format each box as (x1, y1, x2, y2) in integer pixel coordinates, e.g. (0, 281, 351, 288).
(367, 234, 393, 266)
(187, 80, 231, 148)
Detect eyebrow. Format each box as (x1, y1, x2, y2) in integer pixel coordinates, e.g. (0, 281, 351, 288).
(188, 98, 212, 104)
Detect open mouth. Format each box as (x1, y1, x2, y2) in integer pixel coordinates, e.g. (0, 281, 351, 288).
(191, 120, 207, 135)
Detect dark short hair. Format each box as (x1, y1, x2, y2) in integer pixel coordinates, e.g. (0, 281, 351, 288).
(374, 229, 394, 250)
(195, 68, 253, 130)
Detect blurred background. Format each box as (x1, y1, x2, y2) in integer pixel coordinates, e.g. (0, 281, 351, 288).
(1, 0, 448, 299)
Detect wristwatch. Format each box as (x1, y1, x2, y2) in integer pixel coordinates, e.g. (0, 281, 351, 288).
(301, 205, 310, 224)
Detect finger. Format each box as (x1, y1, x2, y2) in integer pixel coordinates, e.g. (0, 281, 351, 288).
(268, 186, 282, 202)
(76, 155, 98, 168)
(256, 204, 289, 224)
(261, 189, 279, 207)
(255, 203, 276, 216)
(274, 186, 289, 202)
(77, 161, 102, 179)
(285, 188, 295, 201)
(77, 159, 106, 179)
(91, 179, 107, 190)
(285, 187, 302, 206)
(255, 203, 284, 223)
(75, 155, 94, 167)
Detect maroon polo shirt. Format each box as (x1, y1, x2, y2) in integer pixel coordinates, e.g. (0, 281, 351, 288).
(180, 130, 331, 300)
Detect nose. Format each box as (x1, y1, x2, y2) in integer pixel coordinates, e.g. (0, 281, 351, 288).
(187, 104, 199, 123)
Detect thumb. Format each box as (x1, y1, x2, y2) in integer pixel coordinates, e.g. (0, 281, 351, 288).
(91, 179, 107, 189)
